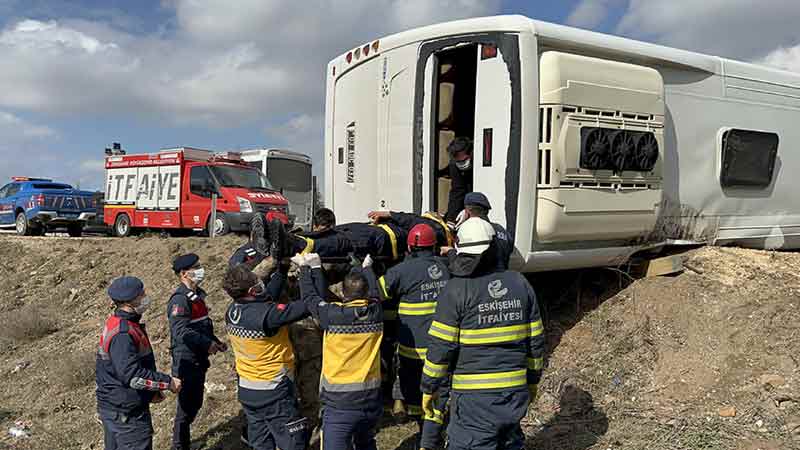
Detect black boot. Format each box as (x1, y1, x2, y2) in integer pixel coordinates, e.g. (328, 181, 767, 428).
(250, 215, 270, 256)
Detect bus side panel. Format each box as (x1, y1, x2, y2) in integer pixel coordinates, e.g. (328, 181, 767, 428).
(378, 45, 418, 212)
(329, 57, 383, 223)
(661, 64, 800, 249)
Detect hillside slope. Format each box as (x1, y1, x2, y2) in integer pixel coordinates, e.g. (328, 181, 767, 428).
(0, 237, 797, 450)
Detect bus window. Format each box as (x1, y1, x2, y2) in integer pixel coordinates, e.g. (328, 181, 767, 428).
(267, 159, 312, 193)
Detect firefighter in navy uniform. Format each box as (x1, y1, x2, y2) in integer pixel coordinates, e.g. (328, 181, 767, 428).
(167, 253, 226, 450)
(96, 276, 182, 450)
(223, 264, 310, 450)
(421, 218, 545, 450)
(442, 192, 514, 271)
(378, 224, 451, 449)
(294, 252, 384, 450)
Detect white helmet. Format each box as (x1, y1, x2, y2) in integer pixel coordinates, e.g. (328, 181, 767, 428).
(455, 217, 496, 255)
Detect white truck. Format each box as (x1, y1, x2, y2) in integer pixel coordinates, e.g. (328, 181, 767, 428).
(241, 148, 314, 231)
(325, 15, 799, 272)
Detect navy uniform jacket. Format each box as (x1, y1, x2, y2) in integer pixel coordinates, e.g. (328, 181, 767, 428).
(229, 243, 267, 269)
(489, 221, 514, 271)
(167, 284, 221, 372)
(225, 291, 308, 401)
(420, 270, 544, 394)
(96, 309, 172, 414)
(379, 250, 450, 360)
(446, 161, 473, 222)
(385, 212, 454, 249)
(298, 265, 384, 408)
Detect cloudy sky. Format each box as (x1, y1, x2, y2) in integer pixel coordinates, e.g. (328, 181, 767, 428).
(0, 0, 799, 190)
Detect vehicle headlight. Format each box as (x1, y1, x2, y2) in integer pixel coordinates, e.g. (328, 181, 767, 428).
(237, 197, 253, 213)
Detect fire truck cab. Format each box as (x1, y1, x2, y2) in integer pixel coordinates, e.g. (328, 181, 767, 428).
(104, 147, 289, 237)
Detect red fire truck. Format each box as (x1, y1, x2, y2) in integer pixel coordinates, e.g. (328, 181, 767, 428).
(103, 147, 289, 237)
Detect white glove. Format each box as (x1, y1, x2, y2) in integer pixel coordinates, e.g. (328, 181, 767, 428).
(454, 210, 468, 229)
(362, 254, 373, 269)
(290, 253, 307, 267)
(306, 253, 322, 269)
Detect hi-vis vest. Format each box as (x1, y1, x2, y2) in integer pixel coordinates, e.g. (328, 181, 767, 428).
(319, 299, 383, 406)
(225, 301, 295, 390)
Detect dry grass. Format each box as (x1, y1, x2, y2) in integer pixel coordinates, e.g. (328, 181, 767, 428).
(0, 304, 58, 343)
(53, 351, 96, 389)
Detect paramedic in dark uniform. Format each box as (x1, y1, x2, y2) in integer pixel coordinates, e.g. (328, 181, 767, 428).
(421, 218, 545, 450)
(97, 276, 182, 450)
(227, 244, 290, 448)
(223, 264, 310, 450)
(294, 252, 384, 450)
(444, 137, 474, 222)
(378, 224, 451, 449)
(168, 254, 226, 450)
(443, 192, 514, 270)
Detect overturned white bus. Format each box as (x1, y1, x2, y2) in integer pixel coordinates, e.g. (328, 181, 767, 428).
(325, 15, 798, 272)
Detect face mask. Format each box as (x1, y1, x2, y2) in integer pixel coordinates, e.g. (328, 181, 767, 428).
(134, 296, 151, 315)
(455, 158, 472, 171)
(249, 280, 266, 298)
(188, 268, 206, 284)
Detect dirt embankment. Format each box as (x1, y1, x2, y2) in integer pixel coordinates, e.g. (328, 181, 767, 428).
(0, 236, 798, 450)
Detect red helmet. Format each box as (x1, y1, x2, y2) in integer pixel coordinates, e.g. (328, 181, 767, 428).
(407, 224, 437, 248)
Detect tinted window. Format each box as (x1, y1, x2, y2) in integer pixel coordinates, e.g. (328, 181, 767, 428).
(32, 183, 72, 190)
(720, 129, 779, 189)
(190, 166, 215, 196)
(6, 184, 21, 197)
(267, 158, 312, 192)
(0, 184, 9, 198)
(209, 165, 273, 190)
(246, 161, 263, 172)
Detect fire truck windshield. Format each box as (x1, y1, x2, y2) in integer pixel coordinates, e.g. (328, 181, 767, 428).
(210, 165, 274, 190)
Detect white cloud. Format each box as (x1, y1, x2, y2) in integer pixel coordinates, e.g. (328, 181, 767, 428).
(0, 2, 501, 126)
(759, 44, 800, 73)
(0, 19, 118, 53)
(0, 111, 56, 139)
(616, 0, 800, 62)
(567, 0, 612, 29)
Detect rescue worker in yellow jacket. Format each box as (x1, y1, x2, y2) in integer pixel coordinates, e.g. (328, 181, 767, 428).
(223, 264, 310, 450)
(421, 218, 545, 450)
(294, 252, 383, 450)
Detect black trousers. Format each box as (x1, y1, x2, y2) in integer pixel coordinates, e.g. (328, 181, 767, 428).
(99, 408, 153, 450)
(172, 366, 207, 450)
(446, 390, 528, 450)
(239, 378, 309, 450)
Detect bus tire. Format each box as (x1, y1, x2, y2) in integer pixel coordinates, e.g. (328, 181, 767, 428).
(113, 214, 132, 237)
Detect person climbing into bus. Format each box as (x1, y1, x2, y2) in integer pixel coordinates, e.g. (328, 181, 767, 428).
(443, 137, 474, 223)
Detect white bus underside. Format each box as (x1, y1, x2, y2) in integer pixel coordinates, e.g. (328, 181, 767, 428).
(326, 18, 800, 272)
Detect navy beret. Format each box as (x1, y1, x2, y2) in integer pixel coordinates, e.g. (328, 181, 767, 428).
(108, 276, 144, 303)
(464, 192, 491, 210)
(173, 253, 200, 273)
